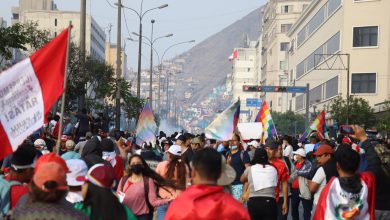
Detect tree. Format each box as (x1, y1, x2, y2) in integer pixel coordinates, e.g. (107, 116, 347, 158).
(272, 110, 306, 135)
(329, 96, 375, 127)
(0, 22, 50, 66)
(377, 100, 390, 138)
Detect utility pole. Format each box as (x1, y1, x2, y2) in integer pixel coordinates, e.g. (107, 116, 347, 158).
(79, 0, 86, 110)
(115, 0, 122, 129)
(149, 19, 155, 107)
(137, 22, 142, 99)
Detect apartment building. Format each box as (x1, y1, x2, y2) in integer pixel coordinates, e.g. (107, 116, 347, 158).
(11, 0, 57, 24)
(288, 0, 390, 115)
(260, 0, 312, 112)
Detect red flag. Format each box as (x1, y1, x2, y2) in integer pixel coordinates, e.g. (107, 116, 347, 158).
(0, 28, 69, 160)
(228, 50, 238, 61)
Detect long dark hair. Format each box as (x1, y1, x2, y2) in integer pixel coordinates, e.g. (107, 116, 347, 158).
(251, 148, 270, 168)
(83, 183, 126, 220)
(165, 153, 187, 190)
(126, 155, 176, 189)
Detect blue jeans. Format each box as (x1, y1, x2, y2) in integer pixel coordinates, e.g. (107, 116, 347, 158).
(291, 189, 313, 220)
(157, 204, 169, 220)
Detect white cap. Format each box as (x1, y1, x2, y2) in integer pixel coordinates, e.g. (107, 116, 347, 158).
(293, 148, 306, 158)
(66, 159, 88, 186)
(168, 145, 182, 156)
(34, 139, 46, 147)
(248, 140, 259, 148)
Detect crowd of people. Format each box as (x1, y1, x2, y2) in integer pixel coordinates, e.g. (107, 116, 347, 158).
(1, 110, 390, 220)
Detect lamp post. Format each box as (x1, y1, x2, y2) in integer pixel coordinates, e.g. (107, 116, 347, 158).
(158, 40, 195, 116)
(132, 30, 172, 109)
(116, 1, 168, 99)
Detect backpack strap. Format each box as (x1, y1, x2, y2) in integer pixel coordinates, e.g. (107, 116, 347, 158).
(143, 177, 154, 213)
(120, 175, 129, 192)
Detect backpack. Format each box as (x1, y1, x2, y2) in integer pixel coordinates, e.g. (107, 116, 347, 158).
(373, 143, 390, 180)
(0, 175, 21, 216)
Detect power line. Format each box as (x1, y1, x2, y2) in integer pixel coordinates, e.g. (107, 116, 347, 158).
(104, 0, 116, 9)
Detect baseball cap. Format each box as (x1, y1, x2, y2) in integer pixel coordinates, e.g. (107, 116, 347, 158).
(293, 148, 306, 158)
(265, 139, 280, 149)
(176, 135, 186, 142)
(66, 159, 88, 186)
(35, 153, 69, 173)
(313, 145, 334, 156)
(85, 164, 116, 189)
(217, 155, 236, 186)
(34, 139, 46, 147)
(168, 145, 182, 156)
(33, 162, 68, 192)
(248, 140, 259, 148)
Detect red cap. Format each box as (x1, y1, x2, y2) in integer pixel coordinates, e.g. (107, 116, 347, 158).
(33, 162, 68, 192)
(313, 145, 334, 156)
(85, 164, 116, 189)
(35, 153, 69, 173)
(342, 137, 352, 144)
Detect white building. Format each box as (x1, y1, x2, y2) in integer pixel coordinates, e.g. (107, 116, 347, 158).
(11, 0, 57, 24)
(21, 10, 106, 61)
(288, 0, 390, 115)
(231, 47, 259, 122)
(260, 0, 312, 112)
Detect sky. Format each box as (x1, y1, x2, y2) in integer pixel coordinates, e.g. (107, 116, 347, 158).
(0, 0, 266, 69)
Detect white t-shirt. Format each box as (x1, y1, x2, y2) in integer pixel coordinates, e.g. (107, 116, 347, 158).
(312, 167, 327, 205)
(283, 145, 293, 158)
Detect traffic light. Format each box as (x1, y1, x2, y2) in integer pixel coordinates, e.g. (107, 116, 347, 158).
(274, 86, 287, 92)
(243, 85, 258, 92)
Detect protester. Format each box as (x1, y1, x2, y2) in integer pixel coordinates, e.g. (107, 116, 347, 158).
(117, 154, 172, 220)
(74, 131, 93, 155)
(282, 135, 293, 159)
(74, 164, 137, 220)
(81, 138, 110, 168)
(264, 139, 289, 217)
(309, 144, 338, 212)
(313, 147, 376, 219)
(101, 138, 124, 181)
(277, 141, 295, 220)
(63, 117, 74, 136)
(176, 134, 194, 175)
(165, 148, 250, 219)
(227, 133, 250, 201)
(12, 153, 87, 220)
(61, 140, 81, 161)
(155, 145, 189, 220)
(0, 144, 36, 216)
(246, 140, 259, 161)
(304, 133, 320, 153)
(216, 140, 230, 157)
(352, 125, 390, 219)
(65, 159, 88, 204)
(191, 137, 203, 152)
(72, 108, 92, 142)
(240, 148, 278, 220)
(291, 148, 313, 220)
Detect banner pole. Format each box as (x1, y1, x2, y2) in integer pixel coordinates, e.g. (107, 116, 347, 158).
(56, 21, 72, 154)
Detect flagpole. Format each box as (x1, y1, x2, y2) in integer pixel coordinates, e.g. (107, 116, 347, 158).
(56, 22, 72, 154)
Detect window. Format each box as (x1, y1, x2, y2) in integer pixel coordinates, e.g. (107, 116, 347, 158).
(295, 94, 304, 110)
(282, 5, 292, 14)
(308, 6, 325, 35)
(353, 26, 378, 47)
(352, 73, 376, 93)
(310, 85, 323, 104)
(325, 76, 338, 99)
(54, 18, 57, 26)
(280, 42, 289, 51)
(281, 23, 292, 33)
(328, 0, 341, 15)
(280, 61, 287, 70)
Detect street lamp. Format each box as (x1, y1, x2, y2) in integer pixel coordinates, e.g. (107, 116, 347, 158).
(158, 40, 195, 116)
(115, 1, 168, 99)
(132, 29, 172, 109)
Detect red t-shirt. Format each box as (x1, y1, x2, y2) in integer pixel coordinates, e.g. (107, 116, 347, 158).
(292, 161, 304, 189)
(114, 155, 125, 181)
(271, 159, 289, 202)
(5, 176, 29, 209)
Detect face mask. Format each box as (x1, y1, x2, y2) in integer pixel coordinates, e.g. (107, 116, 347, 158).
(230, 145, 238, 150)
(131, 164, 143, 174)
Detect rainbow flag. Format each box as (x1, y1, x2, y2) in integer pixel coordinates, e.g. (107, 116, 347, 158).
(135, 100, 157, 146)
(255, 101, 277, 143)
(300, 110, 326, 142)
(205, 99, 240, 141)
